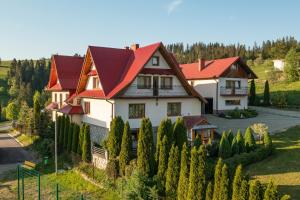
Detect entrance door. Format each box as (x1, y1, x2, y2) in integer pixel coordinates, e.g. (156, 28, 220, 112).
(153, 76, 159, 96)
(205, 98, 213, 114)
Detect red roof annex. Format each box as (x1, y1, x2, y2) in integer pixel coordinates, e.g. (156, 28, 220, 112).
(180, 57, 257, 80)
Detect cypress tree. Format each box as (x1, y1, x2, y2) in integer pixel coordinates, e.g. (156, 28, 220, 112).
(157, 135, 168, 188)
(155, 118, 173, 164)
(232, 165, 243, 200)
(107, 116, 124, 158)
(33, 92, 41, 133)
(205, 181, 213, 200)
(244, 127, 256, 152)
(218, 131, 231, 158)
(227, 129, 234, 145)
(240, 180, 249, 200)
(264, 181, 278, 200)
(193, 134, 202, 149)
(165, 145, 180, 198)
(137, 118, 155, 177)
(219, 164, 229, 200)
(212, 158, 222, 200)
(249, 180, 262, 200)
(72, 124, 80, 153)
(280, 195, 291, 200)
(177, 143, 189, 200)
(119, 122, 132, 176)
(264, 132, 273, 150)
(263, 80, 270, 106)
(187, 146, 206, 200)
(59, 116, 65, 148)
(231, 136, 238, 155)
(236, 129, 245, 153)
(82, 124, 91, 162)
(173, 117, 187, 151)
(63, 116, 70, 149)
(67, 123, 74, 152)
(77, 123, 85, 155)
(249, 79, 256, 105)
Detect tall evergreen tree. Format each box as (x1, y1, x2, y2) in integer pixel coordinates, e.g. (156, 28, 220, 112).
(137, 118, 155, 177)
(236, 129, 245, 153)
(165, 145, 180, 198)
(59, 116, 65, 148)
(63, 116, 70, 149)
(231, 136, 238, 155)
(264, 132, 273, 150)
(263, 80, 270, 106)
(57, 116, 61, 146)
(249, 180, 262, 200)
(244, 127, 256, 152)
(155, 118, 173, 164)
(227, 129, 234, 145)
(107, 116, 124, 158)
(67, 123, 74, 152)
(240, 180, 249, 200)
(232, 165, 243, 200)
(219, 164, 229, 200)
(218, 131, 231, 158)
(119, 122, 132, 176)
(82, 124, 91, 162)
(212, 158, 222, 200)
(72, 124, 80, 153)
(193, 134, 202, 149)
(205, 182, 213, 200)
(249, 79, 256, 105)
(157, 135, 168, 188)
(173, 117, 187, 151)
(264, 181, 278, 200)
(177, 143, 189, 200)
(77, 123, 85, 155)
(33, 91, 41, 133)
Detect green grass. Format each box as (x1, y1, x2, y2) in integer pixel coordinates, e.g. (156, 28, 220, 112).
(246, 126, 300, 199)
(0, 60, 11, 79)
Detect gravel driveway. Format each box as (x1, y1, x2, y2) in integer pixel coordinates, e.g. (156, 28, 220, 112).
(205, 106, 300, 135)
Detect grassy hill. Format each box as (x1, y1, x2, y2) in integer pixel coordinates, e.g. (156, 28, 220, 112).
(0, 60, 11, 79)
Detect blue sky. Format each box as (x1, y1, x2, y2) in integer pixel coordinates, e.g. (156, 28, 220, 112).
(0, 0, 299, 59)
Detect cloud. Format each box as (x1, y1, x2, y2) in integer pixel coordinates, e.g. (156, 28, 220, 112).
(167, 0, 183, 15)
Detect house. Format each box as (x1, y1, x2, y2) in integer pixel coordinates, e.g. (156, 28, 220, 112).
(49, 42, 216, 145)
(273, 59, 285, 71)
(180, 57, 257, 114)
(45, 55, 84, 121)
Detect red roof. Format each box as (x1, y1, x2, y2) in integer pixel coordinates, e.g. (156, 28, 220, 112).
(58, 104, 84, 115)
(183, 115, 209, 129)
(77, 90, 105, 98)
(47, 55, 84, 90)
(180, 57, 257, 80)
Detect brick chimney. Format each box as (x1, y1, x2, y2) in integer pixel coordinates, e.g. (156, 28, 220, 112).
(130, 43, 139, 51)
(198, 58, 206, 71)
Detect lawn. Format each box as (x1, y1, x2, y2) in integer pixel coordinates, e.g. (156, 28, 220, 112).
(246, 126, 300, 199)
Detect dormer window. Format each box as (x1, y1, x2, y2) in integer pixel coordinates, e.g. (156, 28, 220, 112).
(152, 56, 160, 66)
(92, 77, 100, 89)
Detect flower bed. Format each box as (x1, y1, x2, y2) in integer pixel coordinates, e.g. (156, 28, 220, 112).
(218, 108, 258, 119)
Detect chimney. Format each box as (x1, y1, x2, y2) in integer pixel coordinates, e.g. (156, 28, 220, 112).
(198, 58, 205, 71)
(130, 43, 139, 51)
(124, 46, 129, 50)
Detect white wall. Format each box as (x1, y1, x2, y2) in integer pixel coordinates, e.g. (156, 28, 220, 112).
(191, 80, 218, 110)
(114, 98, 202, 129)
(144, 51, 170, 69)
(273, 60, 285, 71)
(81, 98, 114, 129)
(85, 76, 102, 90)
(51, 91, 70, 108)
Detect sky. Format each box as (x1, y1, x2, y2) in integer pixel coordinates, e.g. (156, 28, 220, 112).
(0, 0, 299, 60)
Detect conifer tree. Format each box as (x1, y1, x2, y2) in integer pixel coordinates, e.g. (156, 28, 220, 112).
(249, 79, 256, 105)
(59, 116, 65, 148)
(212, 158, 222, 200)
(57, 116, 61, 145)
(33, 91, 41, 133)
(63, 116, 70, 149)
(82, 124, 91, 162)
(177, 143, 189, 200)
(244, 127, 256, 152)
(155, 118, 173, 164)
(263, 80, 270, 106)
(157, 135, 168, 188)
(264, 181, 278, 200)
(231, 136, 238, 155)
(67, 123, 73, 152)
(193, 134, 202, 149)
(77, 123, 85, 155)
(227, 129, 234, 145)
(264, 132, 273, 150)
(173, 117, 187, 151)
(232, 165, 243, 200)
(205, 181, 213, 200)
(137, 118, 155, 177)
(218, 131, 231, 158)
(219, 164, 229, 200)
(280, 195, 291, 200)
(72, 124, 80, 153)
(107, 116, 124, 158)
(249, 180, 262, 200)
(240, 180, 249, 200)
(236, 129, 245, 153)
(165, 145, 180, 198)
(119, 122, 132, 176)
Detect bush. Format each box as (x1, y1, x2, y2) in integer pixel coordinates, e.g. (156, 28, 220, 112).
(244, 127, 256, 152)
(106, 159, 119, 180)
(271, 92, 288, 108)
(218, 132, 231, 159)
(33, 138, 54, 157)
(222, 108, 258, 119)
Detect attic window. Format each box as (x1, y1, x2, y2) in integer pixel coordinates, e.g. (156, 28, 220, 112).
(93, 77, 100, 89)
(231, 64, 238, 70)
(152, 56, 160, 66)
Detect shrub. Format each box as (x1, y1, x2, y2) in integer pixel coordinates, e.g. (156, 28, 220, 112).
(232, 165, 243, 200)
(72, 124, 80, 153)
(77, 123, 85, 155)
(205, 181, 213, 200)
(193, 134, 202, 149)
(219, 164, 229, 200)
(173, 117, 187, 151)
(67, 122, 74, 152)
(264, 132, 273, 150)
(165, 145, 180, 198)
(157, 135, 168, 189)
(206, 138, 219, 157)
(82, 124, 91, 162)
(249, 180, 262, 200)
(249, 79, 256, 106)
(63, 116, 70, 149)
(264, 181, 278, 200)
(263, 80, 271, 106)
(244, 127, 256, 152)
(119, 121, 132, 176)
(271, 92, 288, 108)
(106, 159, 119, 180)
(107, 116, 124, 158)
(177, 143, 189, 200)
(219, 132, 231, 159)
(212, 158, 222, 200)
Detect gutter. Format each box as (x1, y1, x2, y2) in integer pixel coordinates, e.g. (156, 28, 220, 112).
(105, 99, 114, 120)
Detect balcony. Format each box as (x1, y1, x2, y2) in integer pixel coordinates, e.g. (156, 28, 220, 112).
(220, 87, 248, 96)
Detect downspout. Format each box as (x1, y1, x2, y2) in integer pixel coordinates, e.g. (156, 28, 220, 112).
(105, 99, 114, 121)
(214, 76, 219, 114)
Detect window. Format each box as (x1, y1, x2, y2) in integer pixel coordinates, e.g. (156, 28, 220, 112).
(137, 76, 151, 89)
(92, 77, 100, 89)
(225, 100, 240, 106)
(129, 104, 145, 119)
(167, 102, 181, 116)
(152, 56, 159, 66)
(76, 98, 81, 105)
(161, 77, 173, 89)
(54, 93, 57, 102)
(231, 64, 238, 70)
(225, 80, 241, 89)
(84, 101, 91, 114)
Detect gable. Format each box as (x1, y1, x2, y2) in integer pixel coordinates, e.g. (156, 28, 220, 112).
(222, 63, 249, 78)
(144, 51, 170, 69)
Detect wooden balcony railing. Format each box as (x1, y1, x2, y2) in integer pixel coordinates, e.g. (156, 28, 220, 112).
(220, 87, 248, 96)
